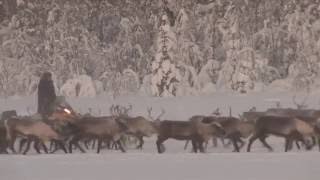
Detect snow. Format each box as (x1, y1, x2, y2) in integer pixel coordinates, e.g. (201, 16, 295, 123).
(1, 152, 320, 180)
(1, 92, 320, 179)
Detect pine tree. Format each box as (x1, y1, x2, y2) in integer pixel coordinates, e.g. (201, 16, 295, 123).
(151, 6, 180, 97)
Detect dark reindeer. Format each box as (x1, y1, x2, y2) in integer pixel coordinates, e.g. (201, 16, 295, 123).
(155, 113, 225, 153)
(3, 108, 73, 155)
(67, 109, 129, 153)
(108, 105, 160, 149)
(197, 116, 254, 152)
(247, 116, 316, 152)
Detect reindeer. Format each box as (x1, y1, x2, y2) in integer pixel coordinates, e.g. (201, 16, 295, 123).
(194, 116, 254, 152)
(67, 111, 129, 153)
(154, 109, 225, 153)
(247, 116, 316, 152)
(113, 106, 161, 149)
(185, 107, 251, 151)
(4, 114, 70, 154)
(263, 95, 320, 150)
(98, 105, 161, 150)
(21, 106, 79, 154)
(184, 108, 225, 150)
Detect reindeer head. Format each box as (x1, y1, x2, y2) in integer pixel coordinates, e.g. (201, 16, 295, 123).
(110, 104, 133, 117)
(211, 122, 226, 137)
(147, 107, 165, 122)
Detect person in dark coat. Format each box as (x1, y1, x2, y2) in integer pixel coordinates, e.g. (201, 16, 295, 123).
(37, 72, 56, 118)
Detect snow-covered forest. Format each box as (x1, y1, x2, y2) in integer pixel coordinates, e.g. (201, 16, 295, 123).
(0, 0, 320, 97)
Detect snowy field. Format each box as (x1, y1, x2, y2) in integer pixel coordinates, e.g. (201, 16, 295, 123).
(1, 92, 320, 180)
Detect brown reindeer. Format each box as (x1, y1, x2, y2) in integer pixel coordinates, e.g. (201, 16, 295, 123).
(198, 116, 254, 152)
(155, 118, 225, 153)
(114, 107, 161, 149)
(4, 116, 67, 154)
(4, 108, 75, 154)
(247, 116, 316, 152)
(263, 95, 320, 150)
(184, 108, 225, 150)
(67, 114, 128, 153)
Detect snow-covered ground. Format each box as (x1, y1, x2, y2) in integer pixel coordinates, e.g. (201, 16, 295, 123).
(2, 151, 320, 180)
(1, 92, 320, 180)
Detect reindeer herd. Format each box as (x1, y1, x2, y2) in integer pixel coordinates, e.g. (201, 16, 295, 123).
(0, 97, 320, 155)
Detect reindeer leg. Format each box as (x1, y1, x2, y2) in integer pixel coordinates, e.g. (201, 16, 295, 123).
(191, 139, 198, 153)
(111, 140, 118, 150)
(204, 140, 209, 150)
(212, 137, 218, 147)
(53, 140, 68, 154)
(82, 139, 89, 150)
(49, 141, 55, 152)
(50, 140, 61, 153)
(105, 139, 111, 149)
(60, 141, 68, 154)
(247, 133, 259, 152)
(259, 136, 273, 152)
(41, 141, 48, 154)
(97, 138, 103, 154)
(116, 140, 126, 153)
(69, 135, 86, 153)
(196, 137, 206, 153)
(237, 137, 245, 149)
(23, 139, 32, 155)
(68, 137, 74, 153)
(0, 141, 8, 154)
(91, 139, 96, 150)
(19, 138, 28, 153)
(184, 140, 190, 150)
(231, 137, 240, 152)
(69, 136, 86, 153)
(295, 141, 301, 150)
(199, 141, 206, 153)
(156, 136, 166, 153)
(301, 137, 313, 150)
(0, 146, 8, 154)
(74, 139, 86, 153)
(285, 138, 292, 152)
(8, 136, 17, 154)
(34, 140, 42, 154)
(136, 136, 144, 149)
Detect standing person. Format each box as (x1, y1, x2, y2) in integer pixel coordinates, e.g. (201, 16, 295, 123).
(37, 72, 57, 118)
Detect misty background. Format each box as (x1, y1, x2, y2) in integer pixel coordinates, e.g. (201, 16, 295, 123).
(0, 0, 319, 98)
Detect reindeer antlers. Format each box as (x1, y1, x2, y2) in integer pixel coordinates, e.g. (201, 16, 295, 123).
(147, 107, 153, 120)
(212, 108, 221, 116)
(110, 104, 133, 116)
(147, 107, 165, 121)
(292, 94, 309, 110)
(157, 108, 166, 120)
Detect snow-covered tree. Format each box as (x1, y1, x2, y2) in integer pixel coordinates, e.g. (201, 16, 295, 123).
(1, 0, 320, 97)
(151, 9, 181, 97)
